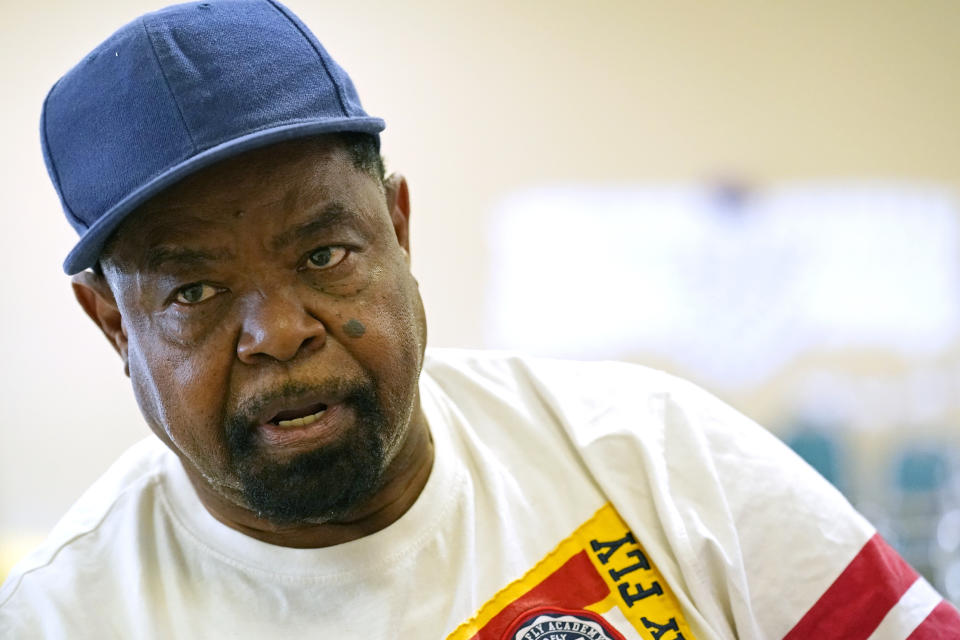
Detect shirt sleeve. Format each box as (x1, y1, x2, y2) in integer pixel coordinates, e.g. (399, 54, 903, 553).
(522, 358, 960, 639)
(663, 376, 960, 639)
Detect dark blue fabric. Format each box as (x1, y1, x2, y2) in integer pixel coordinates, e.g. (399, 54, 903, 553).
(42, 18, 194, 235)
(40, 0, 385, 274)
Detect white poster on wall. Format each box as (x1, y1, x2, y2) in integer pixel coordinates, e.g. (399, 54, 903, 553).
(485, 184, 960, 389)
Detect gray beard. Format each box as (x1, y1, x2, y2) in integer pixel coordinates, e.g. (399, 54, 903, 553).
(224, 379, 387, 525)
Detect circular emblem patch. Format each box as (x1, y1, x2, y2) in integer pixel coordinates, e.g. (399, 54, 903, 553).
(502, 607, 626, 640)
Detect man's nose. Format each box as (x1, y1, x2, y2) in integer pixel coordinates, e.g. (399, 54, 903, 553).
(236, 290, 326, 364)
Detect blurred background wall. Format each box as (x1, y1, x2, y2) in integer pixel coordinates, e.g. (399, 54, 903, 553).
(2, 0, 959, 600)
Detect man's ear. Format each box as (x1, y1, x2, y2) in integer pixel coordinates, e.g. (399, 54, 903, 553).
(71, 270, 129, 377)
(384, 174, 411, 260)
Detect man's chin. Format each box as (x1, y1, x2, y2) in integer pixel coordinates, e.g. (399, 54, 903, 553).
(235, 434, 384, 525)
(223, 378, 390, 525)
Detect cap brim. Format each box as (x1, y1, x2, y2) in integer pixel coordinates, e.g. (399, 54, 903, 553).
(63, 116, 385, 275)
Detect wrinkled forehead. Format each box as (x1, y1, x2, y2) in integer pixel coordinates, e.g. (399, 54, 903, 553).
(101, 138, 374, 268)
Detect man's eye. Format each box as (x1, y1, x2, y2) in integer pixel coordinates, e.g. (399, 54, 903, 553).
(305, 246, 348, 270)
(175, 283, 219, 304)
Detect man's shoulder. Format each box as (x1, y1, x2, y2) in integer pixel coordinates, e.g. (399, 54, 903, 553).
(418, 352, 904, 638)
(0, 436, 173, 620)
(423, 347, 694, 395)
(421, 350, 821, 496)
(422, 347, 729, 431)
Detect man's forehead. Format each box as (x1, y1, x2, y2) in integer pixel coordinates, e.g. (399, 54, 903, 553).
(105, 140, 370, 258)
(114, 200, 366, 269)
(132, 196, 288, 235)
(138, 138, 350, 214)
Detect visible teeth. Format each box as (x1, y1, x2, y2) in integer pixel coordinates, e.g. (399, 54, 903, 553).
(275, 409, 326, 428)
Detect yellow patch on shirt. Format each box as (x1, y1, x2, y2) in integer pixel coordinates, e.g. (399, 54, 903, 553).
(447, 503, 695, 640)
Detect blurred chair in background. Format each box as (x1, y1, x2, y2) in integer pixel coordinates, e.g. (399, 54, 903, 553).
(888, 444, 959, 602)
(785, 424, 847, 495)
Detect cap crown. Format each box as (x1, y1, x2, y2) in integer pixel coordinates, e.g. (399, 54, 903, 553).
(41, 0, 384, 274)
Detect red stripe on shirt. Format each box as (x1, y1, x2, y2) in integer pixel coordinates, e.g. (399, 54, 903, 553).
(784, 533, 919, 640)
(470, 550, 610, 640)
(905, 600, 960, 639)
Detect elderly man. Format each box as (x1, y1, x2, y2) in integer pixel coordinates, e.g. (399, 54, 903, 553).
(1, 1, 957, 638)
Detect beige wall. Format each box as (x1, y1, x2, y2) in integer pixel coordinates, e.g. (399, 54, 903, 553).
(2, 0, 960, 576)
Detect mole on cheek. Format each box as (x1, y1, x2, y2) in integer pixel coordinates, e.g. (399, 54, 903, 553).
(342, 318, 366, 338)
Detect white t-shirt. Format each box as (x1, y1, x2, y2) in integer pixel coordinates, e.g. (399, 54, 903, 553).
(1, 350, 956, 639)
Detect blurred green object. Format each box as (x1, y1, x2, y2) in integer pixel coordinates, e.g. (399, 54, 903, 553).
(786, 428, 845, 493)
(888, 443, 957, 602)
(895, 448, 950, 493)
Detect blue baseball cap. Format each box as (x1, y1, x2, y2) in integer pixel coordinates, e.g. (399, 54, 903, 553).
(41, 0, 385, 275)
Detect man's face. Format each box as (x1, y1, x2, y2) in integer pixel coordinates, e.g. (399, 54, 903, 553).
(93, 137, 427, 526)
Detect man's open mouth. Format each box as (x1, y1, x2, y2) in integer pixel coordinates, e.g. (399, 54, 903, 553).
(267, 402, 328, 428)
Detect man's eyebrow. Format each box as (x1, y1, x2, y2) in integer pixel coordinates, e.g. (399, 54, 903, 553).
(142, 246, 234, 272)
(270, 203, 359, 252)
